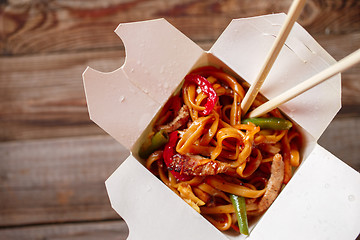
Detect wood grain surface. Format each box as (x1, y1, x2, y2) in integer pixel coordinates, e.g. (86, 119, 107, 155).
(1, 0, 359, 239)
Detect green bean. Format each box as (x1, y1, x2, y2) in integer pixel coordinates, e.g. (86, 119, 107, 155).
(230, 194, 249, 235)
(242, 117, 292, 130)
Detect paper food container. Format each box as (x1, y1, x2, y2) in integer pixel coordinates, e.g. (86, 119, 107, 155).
(82, 14, 360, 240)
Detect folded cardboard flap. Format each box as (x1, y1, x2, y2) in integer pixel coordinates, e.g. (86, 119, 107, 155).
(106, 156, 229, 240)
(248, 144, 360, 240)
(210, 13, 341, 140)
(106, 145, 360, 240)
(83, 19, 204, 149)
(83, 67, 161, 149)
(115, 18, 204, 112)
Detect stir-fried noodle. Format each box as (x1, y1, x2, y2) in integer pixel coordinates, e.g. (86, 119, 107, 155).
(140, 66, 302, 233)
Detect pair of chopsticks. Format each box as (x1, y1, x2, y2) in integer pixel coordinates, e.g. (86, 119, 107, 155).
(241, 0, 360, 118)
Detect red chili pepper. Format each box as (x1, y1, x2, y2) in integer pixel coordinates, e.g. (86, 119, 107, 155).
(163, 131, 192, 181)
(185, 74, 218, 116)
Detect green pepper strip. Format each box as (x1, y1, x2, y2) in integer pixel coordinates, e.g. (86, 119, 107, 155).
(242, 117, 292, 130)
(139, 130, 169, 159)
(230, 194, 249, 235)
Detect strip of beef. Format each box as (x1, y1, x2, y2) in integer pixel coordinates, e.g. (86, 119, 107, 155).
(169, 153, 229, 176)
(157, 105, 190, 133)
(257, 153, 285, 213)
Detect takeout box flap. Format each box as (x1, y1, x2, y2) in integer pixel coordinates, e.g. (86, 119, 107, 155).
(105, 155, 229, 240)
(210, 13, 341, 140)
(83, 67, 160, 149)
(105, 146, 360, 240)
(83, 18, 203, 149)
(248, 144, 360, 240)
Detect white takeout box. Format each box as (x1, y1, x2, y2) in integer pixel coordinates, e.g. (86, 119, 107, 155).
(82, 14, 360, 240)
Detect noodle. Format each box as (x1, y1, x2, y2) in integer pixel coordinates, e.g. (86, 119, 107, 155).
(141, 66, 302, 233)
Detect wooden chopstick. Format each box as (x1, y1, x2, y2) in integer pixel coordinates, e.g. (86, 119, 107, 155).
(248, 48, 360, 118)
(241, 0, 307, 115)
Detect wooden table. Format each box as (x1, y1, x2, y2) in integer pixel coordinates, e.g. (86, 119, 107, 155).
(1, 0, 359, 239)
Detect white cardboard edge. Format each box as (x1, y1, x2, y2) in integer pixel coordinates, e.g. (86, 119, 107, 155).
(105, 156, 228, 240)
(116, 18, 204, 105)
(248, 144, 360, 240)
(105, 144, 360, 240)
(83, 18, 204, 149)
(210, 13, 341, 140)
(82, 66, 161, 149)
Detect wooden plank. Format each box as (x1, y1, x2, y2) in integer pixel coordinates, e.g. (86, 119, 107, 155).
(1, 36, 359, 141)
(0, 135, 129, 226)
(0, 117, 359, 228)
(0, 1, 358, 238)
(318, 116, 360, 171)
(0, 220, 128, 240)
(1, 0, 359, 55)
(0, 49, 125, 141)
(314, 33, 360, 114)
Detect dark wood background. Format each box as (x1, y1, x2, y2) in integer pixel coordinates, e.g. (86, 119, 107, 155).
(1, 0, 359, 239)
